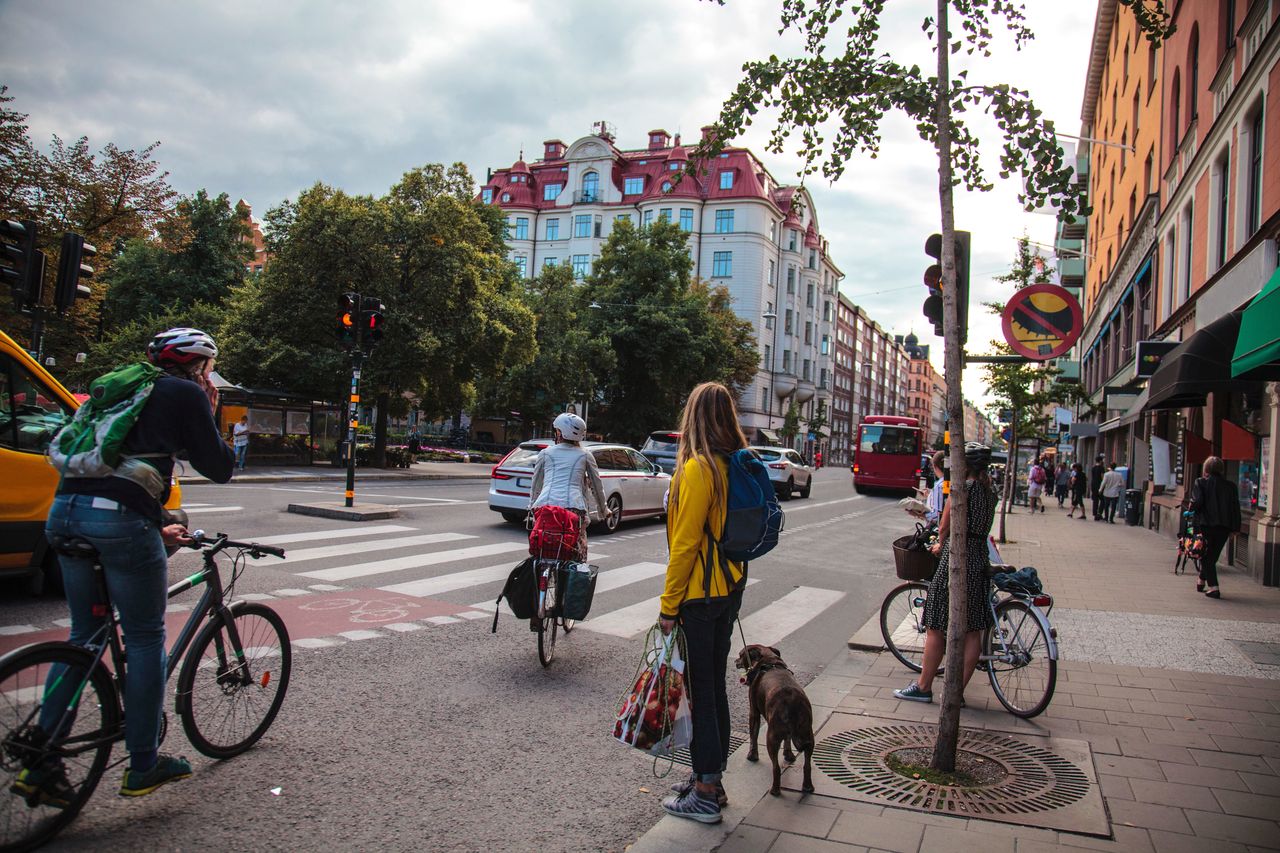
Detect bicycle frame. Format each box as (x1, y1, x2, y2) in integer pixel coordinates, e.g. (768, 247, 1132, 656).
(980, 591, 1058, 665)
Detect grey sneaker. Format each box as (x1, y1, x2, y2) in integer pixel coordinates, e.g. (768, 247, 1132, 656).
(893, 682, 933, 703)
(670, 773, 728, 808)
(661, 788, 722, 824)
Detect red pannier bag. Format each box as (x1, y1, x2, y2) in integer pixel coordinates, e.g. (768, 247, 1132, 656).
(529, 505, 581, 558)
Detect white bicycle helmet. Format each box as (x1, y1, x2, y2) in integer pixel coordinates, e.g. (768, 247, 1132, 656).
(147, 327, 218, 368)
(552, 412, 587, 442)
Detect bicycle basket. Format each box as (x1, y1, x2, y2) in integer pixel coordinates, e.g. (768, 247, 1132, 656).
(558, 562, 599, 621)
(892, 534, 938, 581)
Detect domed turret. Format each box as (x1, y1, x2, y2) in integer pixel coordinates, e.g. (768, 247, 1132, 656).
(904, 332, 919, 347)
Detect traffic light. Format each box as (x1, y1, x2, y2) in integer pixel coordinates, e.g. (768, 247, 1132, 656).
(54, 233, 95, 313)
(337, 292, 358, 345)
(361, 296, 385, 345)
(922, 230, 971, 344)
(1, 219, 38, 310)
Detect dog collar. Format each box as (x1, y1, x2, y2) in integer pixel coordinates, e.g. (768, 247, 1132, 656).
(744, 661, 790, 687)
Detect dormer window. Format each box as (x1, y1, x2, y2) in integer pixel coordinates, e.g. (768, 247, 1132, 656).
(581, 171, 599, 203)
(482, 188, 493, 204)
(669, 162, 680, 171)
(661, 181, 672, 193)
(544, 183, 562, 201)
(719, 171, 734, 190)
(501, 192, 511, 203)
(624, 177, 644, 195)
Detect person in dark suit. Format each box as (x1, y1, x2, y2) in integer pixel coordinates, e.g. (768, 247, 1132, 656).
(1090, 454, 1106, 520)
(1189, 455, 1242, 599)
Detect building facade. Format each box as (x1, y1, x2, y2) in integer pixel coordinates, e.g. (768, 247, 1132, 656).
(904, 337, 948, 447)
(481, 124, 842, 450)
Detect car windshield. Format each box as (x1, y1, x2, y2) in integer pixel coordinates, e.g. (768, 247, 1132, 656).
(754, 449, 782, 461)
(642, 433, 680, 453)
(859, 426, 918, 455)
(501, 444, 547, 469)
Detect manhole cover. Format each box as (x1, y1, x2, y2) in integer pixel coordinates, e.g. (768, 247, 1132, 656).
(782, 714, 1109, 836)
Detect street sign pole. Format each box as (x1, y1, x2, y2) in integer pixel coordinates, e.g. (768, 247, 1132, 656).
(345, 348, 363, 508)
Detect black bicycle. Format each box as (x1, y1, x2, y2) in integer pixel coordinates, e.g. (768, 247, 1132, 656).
(0, 531, 291, 852)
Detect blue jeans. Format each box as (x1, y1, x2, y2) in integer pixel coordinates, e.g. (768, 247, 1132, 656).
(43, 494, 169, 757)
(234, 443, 248, 469)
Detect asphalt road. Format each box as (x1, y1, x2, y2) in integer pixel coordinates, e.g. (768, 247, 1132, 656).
(0, 468, 914, 852)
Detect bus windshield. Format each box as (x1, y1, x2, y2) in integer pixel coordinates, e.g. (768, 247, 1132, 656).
(858, 425, 918, 456)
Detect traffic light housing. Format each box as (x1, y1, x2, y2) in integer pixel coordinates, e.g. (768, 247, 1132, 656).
(361, 296, 385, 345)
(1, 219, 38, 310)
(922, 230, 971, 344)
(54, 233, 95, 313)
(337, 292, 358, 345)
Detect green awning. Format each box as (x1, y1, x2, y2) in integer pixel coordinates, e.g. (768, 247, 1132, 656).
(1232, 267, 1280, 379)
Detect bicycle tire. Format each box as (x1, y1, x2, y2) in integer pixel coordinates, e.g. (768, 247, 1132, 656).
(985, 599, 1056, 718)
(0, 642, 119, 853)
(879, 582, 939, 674)
(538, 566, 558, 667)
(176, 602, 291, 760)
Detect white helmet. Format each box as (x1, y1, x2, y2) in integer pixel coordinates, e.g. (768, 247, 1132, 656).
(553, 412, 587, 442)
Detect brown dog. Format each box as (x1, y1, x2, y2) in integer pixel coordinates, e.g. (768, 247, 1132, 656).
(736, 644, 815, 796)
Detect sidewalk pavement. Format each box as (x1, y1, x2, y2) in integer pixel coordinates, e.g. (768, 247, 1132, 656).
(178, 460, 493, 484)
(630, 499, 1280, 853)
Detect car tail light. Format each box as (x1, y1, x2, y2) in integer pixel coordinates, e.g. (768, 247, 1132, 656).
(915, 468, 923, 477)
(1032, 595, 1052, 608)
(853, 465, 859, 474)
(490, 466, 513, 480)
(769, 463, 786, 470)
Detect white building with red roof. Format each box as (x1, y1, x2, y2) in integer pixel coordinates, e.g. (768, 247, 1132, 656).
(480, 122, 845, 449)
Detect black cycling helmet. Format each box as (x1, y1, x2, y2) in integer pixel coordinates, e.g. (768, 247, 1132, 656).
(964, 442, 992, 468)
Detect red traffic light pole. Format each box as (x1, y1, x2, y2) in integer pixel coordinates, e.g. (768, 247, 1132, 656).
(344, 347, 363, 508)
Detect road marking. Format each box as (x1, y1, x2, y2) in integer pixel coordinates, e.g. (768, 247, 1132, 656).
(732, 586, 845, 653)
(332, 493, 466, 503)
(292, 638, 339, 649)
(300, 542, 530, 582)
(187, 506, 244, 514)
(309, 583, 344, 591)
(280, 532, 474, 564)
(250, 525, 417, 546)
(379, 562, 520, 598)
(271, 588, 312, 597)
(425, 615, 461, 625)
(237, 593, 277, 602)
(382, 622, 425, 632)
(338, 629, 384, 641)
(581, 579, 761, 638)
(457, 610, 489, 620)
(464, 560, 667, 610)
(781, 495, 863, 514)
(0, 625, 38, 636)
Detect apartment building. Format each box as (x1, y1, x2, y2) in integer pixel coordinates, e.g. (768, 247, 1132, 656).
(480, 123, 841, 448)
(828, 294, 912, 465)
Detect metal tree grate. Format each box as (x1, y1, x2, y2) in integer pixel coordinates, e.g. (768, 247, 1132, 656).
(667, 732, 747, 768)
(812, 724, 1090, 816)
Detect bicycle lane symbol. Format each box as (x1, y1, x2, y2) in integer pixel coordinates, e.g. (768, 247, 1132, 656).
(267, 589, 476, 640)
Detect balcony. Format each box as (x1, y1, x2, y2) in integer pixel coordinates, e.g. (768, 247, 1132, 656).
(573, 190, 601, 204)
(1058, 256, 1085, 289)
(1058, 211, 1086, 242)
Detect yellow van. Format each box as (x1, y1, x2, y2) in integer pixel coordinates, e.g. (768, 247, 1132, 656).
(0, 328, 181, 594)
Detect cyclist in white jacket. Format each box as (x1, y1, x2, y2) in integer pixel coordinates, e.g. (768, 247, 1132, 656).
(528, 412, 611, 558)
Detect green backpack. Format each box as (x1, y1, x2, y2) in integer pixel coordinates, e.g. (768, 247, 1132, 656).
(48, 362, 164, 480)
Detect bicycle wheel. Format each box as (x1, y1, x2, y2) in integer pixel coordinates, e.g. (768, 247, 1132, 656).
(538, 566, 558, 668)
(879, 582, 938, 674)
(176, 603, 291, 760)
(984, 599, 1056, 718)
(0, 642, 119, 853)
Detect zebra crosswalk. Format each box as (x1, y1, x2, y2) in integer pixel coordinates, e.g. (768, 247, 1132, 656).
(233, 522, 848, 645)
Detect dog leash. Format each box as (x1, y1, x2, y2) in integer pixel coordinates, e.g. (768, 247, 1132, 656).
(736, 616, 748, 649)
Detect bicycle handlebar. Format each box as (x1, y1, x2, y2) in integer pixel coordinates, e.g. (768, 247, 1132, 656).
(186, 530, 286, 559)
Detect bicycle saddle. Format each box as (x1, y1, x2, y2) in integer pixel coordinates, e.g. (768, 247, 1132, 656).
(48, 535, 99, 560)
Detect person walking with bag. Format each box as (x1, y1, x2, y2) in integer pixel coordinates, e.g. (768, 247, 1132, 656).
(1100, 463, 1125, 523)
(658, 383, 749, 825)
(1189, 456, 1242, 599)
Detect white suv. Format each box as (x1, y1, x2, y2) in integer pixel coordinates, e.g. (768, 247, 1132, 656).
(750, 446, 813, 500)
(488, 441, 671, 530)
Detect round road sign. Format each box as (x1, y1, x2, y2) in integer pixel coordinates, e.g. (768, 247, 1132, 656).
(1001, 284, 1083, 360)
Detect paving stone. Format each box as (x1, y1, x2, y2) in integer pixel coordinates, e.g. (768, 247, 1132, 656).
(743, 796, 839, 838)
(717, 825, 779, 853)
(1107, 799, 1192, 834)
(829, 811, 923, 852)
(1212, 736, 1280, 759)
(1127, 778, 1222, 811)
(1124, 742, 1194, 764)
(1058, 825, 1154, 852)
(1046, 704, 1111, 724)
(1212, 789, 1280, 820)
(1098, 774, 1134, 801)
(1095, 754, 1167, 781)
(1071, 694, 1133, 712)
(1159, 761, 1249, 792)
(766, 834, 868, 853)
(1148, 828, 1249, 853)
(1238, 771, 1280, 797)
(919, 824, 1014, 853)
(1105, 710, 1174, 730)
(1144, 729, 1221, 749)
(1184, 809, 1280, 847)
(1190, 750, 1273, 773)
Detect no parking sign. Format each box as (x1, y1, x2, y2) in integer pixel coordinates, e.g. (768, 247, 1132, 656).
(1001, 284, 1083, 360)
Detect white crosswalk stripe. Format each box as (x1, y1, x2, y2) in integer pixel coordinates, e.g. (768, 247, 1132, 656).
(250, 525, 417, 546)
(731, 586, 845, 653)
(581, 579, 761, 638)
(187, 506, 244, 514)
(280, 532, 474, 564)
(300, 541, 529, 582)
(464, 561, 667, 610)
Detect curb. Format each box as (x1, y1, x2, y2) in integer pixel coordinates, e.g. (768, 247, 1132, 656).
(846, 608, 886, 652)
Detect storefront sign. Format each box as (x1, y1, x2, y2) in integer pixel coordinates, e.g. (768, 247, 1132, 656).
(1135, 341, 1180, 378)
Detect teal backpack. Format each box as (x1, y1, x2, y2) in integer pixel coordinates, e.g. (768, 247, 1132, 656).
(48, 362, 164, 480)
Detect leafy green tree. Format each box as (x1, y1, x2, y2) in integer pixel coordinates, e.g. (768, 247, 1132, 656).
(474, 263, 614, 437)
(583, 219, 759, 445)
(69, 301, 227, 390)
(708, 0, 1173, 771)
(779, 401, 802, 445)
(806, 398, 829, 444)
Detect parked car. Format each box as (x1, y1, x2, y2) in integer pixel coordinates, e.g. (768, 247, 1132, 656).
(640, 430, 680, 474)
(488, 440, 671, 530)
(749, 446, 812, 500)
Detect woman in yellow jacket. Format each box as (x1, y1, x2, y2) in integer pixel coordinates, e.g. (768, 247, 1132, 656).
(659, 382, 748, 824)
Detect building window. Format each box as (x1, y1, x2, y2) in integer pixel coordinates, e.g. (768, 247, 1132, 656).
(806, 282, 815, 307)
(581, 171, 599, 202)
(761, 387, 769, 410)
(768, 259, 775, 286)
(679, 208, 694, 232)
(1188, 27, 1200, 122)
(765, 302, 774, 329)
(501, 193, 511, 203)
(1215, 152, 1230, 269)
(804, 321, 813, 344)
(784, 309, 793, 334)
(719, 171, 734, 190)
(642, 210, 654, 227)
(1181, 205, 1194, 302)
(763, 344, 771, 369)
(714, 210, 735, 233)
(594, 215, 603, 237)
(821, 334, 830, 355)
(545, 218, 560, 240)
(786, 267, 796, 294)
(482, 188, 493, 204)
(659, 208, 672, 222)
(669, 162, 680, 171)
(514, 218, 529, 240)
(808, 248, 817, 269)
(823, 300, 832, 322)
(616, 213, 631, 224)
(802, 359, 811, 381)
(661, 181, 672, 193)
(571, 255, 590, 279)
(711, 251, 732, 277)
(1247, 107, 1264, 236)
(788, 230, 797, 251)
(623, 177, 644, 195)
(574, 214, 591, 238)
(544, 183, 562, 201)
(782, 350, 791, 372)
(543, 257, 558, 268)
(1170, 71, 1181, 148)
(514, 255, 528, 278)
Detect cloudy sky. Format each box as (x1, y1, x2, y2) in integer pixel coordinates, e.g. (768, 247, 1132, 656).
(2, 0, 1095, 410)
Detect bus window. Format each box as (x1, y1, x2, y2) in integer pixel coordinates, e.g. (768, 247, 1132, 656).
(860, 425, 917, 455)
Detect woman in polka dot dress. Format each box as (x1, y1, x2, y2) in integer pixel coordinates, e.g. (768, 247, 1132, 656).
(894, 443, 998, 704)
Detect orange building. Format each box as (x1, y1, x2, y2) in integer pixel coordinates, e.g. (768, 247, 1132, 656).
(237, 199, 270, 275)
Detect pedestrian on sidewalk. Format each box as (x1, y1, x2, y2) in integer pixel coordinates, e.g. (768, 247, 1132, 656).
(1027, 457, 1047, 514)
(923, 450, 946, 524)
(1100, 463, 1125, 523)
(658, 382, 749, 825)
(1090, 453, 1106, 520)
(1054, 462, 1070, 508)
(232, 415, 250, 470)
(893, 443, 998, 706)
(1189, 456, 1242, 599)
(1067, 462, 1088, 518)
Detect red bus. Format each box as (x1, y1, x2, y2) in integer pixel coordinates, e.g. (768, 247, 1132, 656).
(852, 415, 924, 495)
